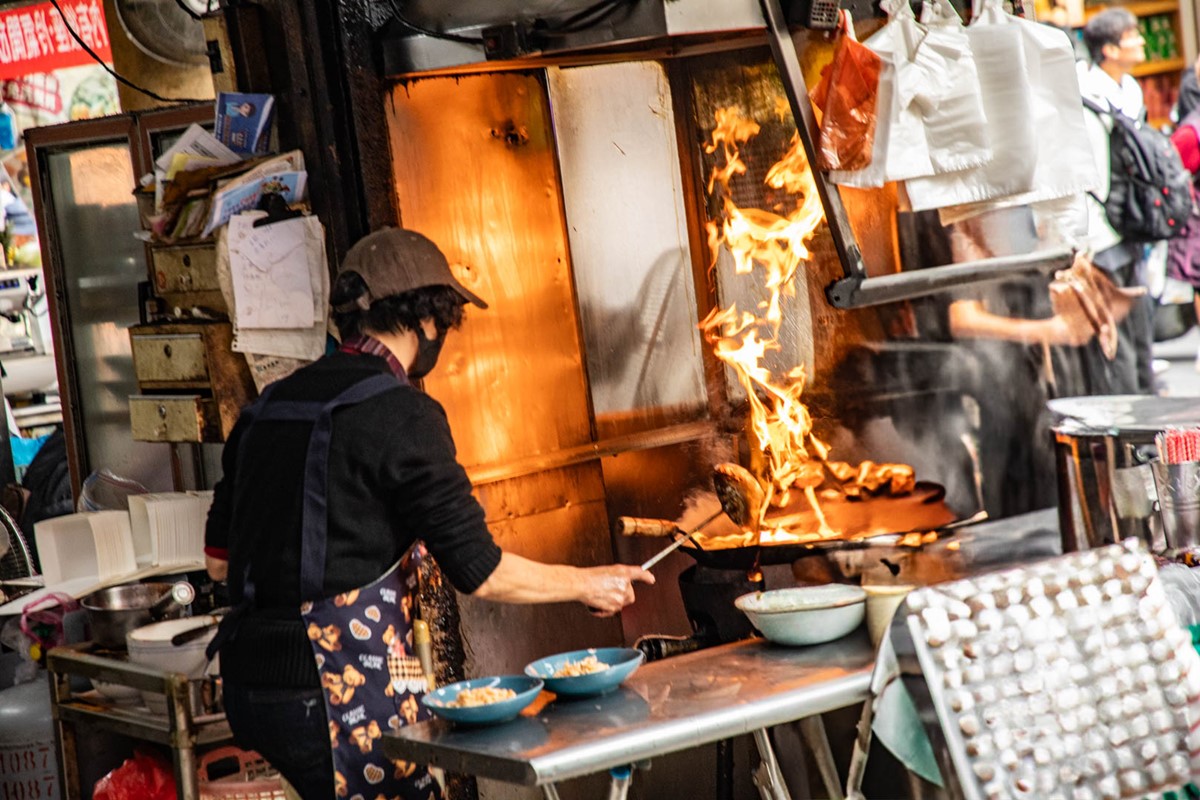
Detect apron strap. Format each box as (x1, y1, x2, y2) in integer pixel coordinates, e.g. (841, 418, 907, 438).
(209, 369, 405, 659)
(298, 372, 402, 599)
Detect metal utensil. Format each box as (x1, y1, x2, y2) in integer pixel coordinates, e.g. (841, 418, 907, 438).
(639, 463, 767, 571)
(639, 509, 722, 571)
(149, 581, 195, 620)
(170, 608, 227, 646)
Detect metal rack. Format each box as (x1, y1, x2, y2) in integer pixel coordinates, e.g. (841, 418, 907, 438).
(757, 0, 1074, 309)
(46, 644, 233, 800)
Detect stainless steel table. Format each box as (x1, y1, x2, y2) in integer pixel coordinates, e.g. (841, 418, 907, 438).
(383, 632, 874, 799)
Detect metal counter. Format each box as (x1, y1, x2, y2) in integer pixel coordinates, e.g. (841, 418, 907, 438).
(383, 631, 873, 787)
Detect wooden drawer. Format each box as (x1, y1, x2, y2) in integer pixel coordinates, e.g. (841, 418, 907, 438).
(150, 243, 227, 314)
(130, 333, 209, 384)
(129, 395, 223, 442)
(127, 322, 255, 437)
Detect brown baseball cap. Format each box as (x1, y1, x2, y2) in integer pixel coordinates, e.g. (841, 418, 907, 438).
(338, 227, 488, 309)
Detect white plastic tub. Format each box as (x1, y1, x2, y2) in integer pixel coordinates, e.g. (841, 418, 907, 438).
(126, 616, 219, 714)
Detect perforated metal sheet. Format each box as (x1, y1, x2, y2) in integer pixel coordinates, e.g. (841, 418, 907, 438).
(901, 542, 1200, 800)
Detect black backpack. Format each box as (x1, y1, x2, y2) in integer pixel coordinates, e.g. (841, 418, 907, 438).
(1082, 97, 1194, 242)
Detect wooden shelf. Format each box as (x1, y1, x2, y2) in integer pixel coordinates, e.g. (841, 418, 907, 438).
(1085, 0, 1180, 20)
(1132, 56, 1186, 77)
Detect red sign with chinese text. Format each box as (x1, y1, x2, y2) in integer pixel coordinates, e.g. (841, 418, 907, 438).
(0, 1, 111, 82)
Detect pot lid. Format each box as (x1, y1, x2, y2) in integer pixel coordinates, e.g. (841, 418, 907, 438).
(1049, 396, 1200, 435)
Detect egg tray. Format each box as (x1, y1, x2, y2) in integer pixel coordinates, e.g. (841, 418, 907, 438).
(893, 542, 1200, 800)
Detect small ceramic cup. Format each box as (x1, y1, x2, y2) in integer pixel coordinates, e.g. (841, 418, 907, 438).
(863, 584, 914, 648)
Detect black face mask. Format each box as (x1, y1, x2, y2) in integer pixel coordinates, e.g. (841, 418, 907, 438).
(407, 326, 445, 380)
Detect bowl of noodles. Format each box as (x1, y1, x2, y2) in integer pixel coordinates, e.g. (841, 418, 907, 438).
(524, 647, 644, 698)
(422, 675, 544, 725)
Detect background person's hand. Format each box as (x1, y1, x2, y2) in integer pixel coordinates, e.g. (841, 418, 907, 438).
(578, 565, 655, 616)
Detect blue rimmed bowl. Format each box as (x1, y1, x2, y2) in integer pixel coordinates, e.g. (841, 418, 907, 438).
(524, 647, 644, 698)
(421, 675, 544, 725)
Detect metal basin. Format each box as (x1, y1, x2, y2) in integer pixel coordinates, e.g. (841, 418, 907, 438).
(1050, 395, 1200, 553)
(80, 583, 187, 649)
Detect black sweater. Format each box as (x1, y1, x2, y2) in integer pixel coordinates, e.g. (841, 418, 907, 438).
(205, 352, 502, 686)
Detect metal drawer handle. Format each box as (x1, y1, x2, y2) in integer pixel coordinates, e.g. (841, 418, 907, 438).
(157, 405, 167, 418)
(163, 344, 172, 358)
(182, 254, 192, 267)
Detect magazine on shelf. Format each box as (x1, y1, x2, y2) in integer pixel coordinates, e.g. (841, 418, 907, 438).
(215, 92, 276, 155)
(201, 170, 307, 238)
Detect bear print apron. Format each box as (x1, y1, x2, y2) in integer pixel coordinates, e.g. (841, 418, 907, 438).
(222, 371, 439, 800)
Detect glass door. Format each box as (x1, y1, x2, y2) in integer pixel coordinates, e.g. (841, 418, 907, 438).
(26, 116, 171, 499)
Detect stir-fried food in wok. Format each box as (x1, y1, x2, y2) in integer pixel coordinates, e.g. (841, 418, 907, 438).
(449, 686, 516, 707)
(553, 655, 609, 678)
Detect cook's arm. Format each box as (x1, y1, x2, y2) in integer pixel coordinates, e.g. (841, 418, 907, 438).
(949, 300, 1094, 346)
(473, 553, 654, 615)
(206, 555, 228, 582)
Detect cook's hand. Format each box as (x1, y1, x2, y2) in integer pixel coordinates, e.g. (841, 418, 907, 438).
(579, 565, 655, 616)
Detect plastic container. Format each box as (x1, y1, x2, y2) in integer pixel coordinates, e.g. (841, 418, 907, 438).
(77, 468, 148, 513)
(126, 616, 219, 714)
(198, 747, 289, 800)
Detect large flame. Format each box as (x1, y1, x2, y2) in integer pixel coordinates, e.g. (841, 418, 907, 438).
(700, 107, 912, 543)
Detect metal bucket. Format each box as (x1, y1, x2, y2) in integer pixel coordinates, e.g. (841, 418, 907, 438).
(1150, 460, 1200, 551)
(1050, 396, 1200, 553)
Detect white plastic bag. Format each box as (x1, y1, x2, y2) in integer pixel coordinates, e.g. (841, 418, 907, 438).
(938, 0, 1097, 223)
(905, 0, 1033, 211)
(831, 0, 992, 191)
(829, 0, 935, 187)
(907, 0, 991, 175)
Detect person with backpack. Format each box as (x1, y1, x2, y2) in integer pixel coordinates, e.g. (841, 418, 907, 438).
(1166, 105, 1200, 367)
(1077, 8, 1159, 395)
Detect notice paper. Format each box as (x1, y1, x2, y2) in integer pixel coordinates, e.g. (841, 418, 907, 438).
(227, 214, 316, 329)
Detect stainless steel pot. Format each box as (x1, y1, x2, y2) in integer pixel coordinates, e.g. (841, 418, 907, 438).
(1050, 395, 1200, 553)
(80, 582, 194, 649)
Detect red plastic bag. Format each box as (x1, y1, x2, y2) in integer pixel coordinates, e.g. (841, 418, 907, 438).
(93, 750, 177, 800)
(809, 10, 882, 171)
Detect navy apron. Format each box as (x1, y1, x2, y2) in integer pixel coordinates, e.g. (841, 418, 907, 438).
(213, 371, 439, 800)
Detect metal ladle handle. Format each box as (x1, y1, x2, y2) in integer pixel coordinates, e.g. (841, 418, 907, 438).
(149, 581, 195, 620)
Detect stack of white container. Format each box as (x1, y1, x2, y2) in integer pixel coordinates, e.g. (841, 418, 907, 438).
(0, 491, 212, 615)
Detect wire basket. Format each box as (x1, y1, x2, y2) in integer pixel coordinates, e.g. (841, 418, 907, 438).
(198, 747, 292, 800)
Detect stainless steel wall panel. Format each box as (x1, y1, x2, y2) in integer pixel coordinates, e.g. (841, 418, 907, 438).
(546, 61, 707, 426)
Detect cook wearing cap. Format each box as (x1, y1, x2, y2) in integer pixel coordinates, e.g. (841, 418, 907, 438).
(204, 228, 652, 800)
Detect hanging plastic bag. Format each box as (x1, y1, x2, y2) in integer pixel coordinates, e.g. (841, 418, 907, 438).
(938, 0, 1095, 224)
(902, 0, 1008, 212)
(809, 10, 882, 172)
(93, 750, 177, 800)
(830, 0, 992, 187)
(908, 0, 991, 175)
(828, 0, 930, 187)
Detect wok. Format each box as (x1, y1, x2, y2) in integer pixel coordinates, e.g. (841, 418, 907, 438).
(617, 481, 961, 571)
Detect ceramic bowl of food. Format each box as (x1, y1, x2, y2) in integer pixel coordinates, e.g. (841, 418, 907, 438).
(422, 676, 543, 725)
(734, 585, 866, 646)
(524, 647, 644, 698)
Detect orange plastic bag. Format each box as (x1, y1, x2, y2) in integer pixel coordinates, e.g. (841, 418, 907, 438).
(93, 750, 177, 800)
(809, 10, 882, 171)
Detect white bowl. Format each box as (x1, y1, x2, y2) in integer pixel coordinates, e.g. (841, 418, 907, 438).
(734, 585, 866, 646)
(126, 616, 219, 714)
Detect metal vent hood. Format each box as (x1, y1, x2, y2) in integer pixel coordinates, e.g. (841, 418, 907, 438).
(380, 0, 771, 76)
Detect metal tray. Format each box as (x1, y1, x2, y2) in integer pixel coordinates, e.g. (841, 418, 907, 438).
(894, 543, 1200, 800)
